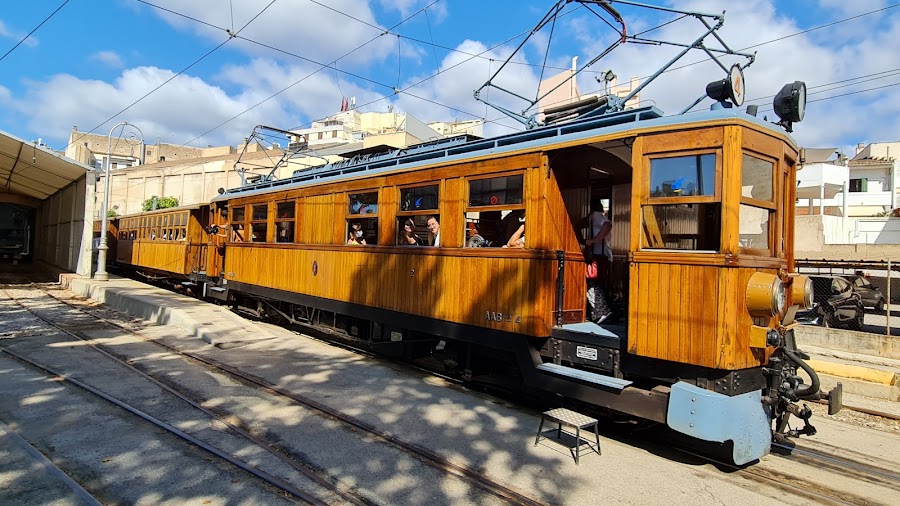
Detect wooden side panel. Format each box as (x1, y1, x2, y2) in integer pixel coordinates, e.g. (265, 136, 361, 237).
(301, 194, 335, 244)
(379, 186, 399, 246)
(132, 242, 191, 275)
(629, 262, 721, 368)
(225, 247, 556, 336)
(721, 126, 742, 255)
(442, 178, 465, 248)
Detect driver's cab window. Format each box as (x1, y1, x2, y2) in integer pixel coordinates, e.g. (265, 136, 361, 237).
(641, 152, 721, 252)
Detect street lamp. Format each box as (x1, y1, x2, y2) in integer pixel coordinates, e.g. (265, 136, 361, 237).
(94, 122, 143, 281)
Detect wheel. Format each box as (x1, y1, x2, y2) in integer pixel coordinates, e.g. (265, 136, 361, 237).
(875, 297, 885, 313)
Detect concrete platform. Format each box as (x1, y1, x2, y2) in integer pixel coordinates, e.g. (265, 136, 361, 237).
(59, 274, 274, 349)
(57, 273, 899, 403)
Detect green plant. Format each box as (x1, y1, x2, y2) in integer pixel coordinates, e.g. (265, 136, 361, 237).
(141, 196, 179, 211)
(106, 208, 119, 218)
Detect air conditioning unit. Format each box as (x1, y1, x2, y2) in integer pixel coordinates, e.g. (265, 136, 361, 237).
(287, 141, 307, 151)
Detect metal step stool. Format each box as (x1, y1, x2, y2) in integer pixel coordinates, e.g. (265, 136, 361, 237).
(534, 408, 601, 464)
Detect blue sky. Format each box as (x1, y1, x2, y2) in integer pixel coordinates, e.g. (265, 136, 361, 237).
(1, 0, 898, 156)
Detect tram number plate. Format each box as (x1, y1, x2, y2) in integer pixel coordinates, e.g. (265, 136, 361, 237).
(390, 331, 403, 342)
(576, 346, 598, 361)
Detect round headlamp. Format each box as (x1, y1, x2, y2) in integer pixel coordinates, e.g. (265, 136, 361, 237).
(791, 275, 814, 309)
(746, 272, 785, 317)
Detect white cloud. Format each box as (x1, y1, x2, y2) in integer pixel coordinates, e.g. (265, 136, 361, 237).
(377, 0, 447, 21)
(13, 67, 286, 148)
(0, 19, 38, 47)
(90, 50, 124, 68)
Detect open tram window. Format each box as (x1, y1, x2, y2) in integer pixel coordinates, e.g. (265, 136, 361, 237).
(250, 204, 268, 242)
(642, 153, 721, 251)
(275, 201, 295, 243)
(465, 174, 525, 248)
(230, 206, 246, 242)
(347, 191, 378, 245)
(739, 153, 776, 253)
(396, 184, 438, 246)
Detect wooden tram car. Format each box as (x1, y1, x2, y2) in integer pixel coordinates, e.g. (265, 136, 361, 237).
(110, 1, 841, 466)
(112, 103, 839, 465)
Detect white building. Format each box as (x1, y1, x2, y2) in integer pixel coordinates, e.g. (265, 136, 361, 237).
(796, 142, 900, 250)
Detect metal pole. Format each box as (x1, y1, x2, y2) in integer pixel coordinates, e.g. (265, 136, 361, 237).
(887, 259, 891, 337)
(94, 122, 143, 281)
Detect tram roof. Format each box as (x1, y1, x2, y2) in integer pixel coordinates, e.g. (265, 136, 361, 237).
(214, 106, 794, 202)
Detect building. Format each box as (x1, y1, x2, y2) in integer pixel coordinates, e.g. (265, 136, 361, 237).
(795, 142, 900, 259)
(536, 57, 641, 122)
(289, 105, 482, 152)
(64, 126, 215, 171)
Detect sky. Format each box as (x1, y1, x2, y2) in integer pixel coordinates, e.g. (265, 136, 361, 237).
(0, 0, 898, 158)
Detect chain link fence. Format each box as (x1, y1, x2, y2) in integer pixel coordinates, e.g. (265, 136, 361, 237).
(795, 259, 900, 335)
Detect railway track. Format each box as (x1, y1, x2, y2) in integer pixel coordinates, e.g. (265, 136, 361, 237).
(1, 281, 548, 506)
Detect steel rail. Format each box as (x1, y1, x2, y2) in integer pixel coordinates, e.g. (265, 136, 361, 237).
(0, 419, 102, 506)
(29, 283, 549, 506)
(0, 346, 328, 506)
(0, 285, 374, 506)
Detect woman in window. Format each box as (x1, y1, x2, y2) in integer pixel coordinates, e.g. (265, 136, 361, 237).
(400, 219, 423, 245)
(347, 222, 366, 245)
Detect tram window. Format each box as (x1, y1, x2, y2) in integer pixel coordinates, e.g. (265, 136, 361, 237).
(250, 204, 268, 242)
(400, 185, 438, 211)
(276, 201, 295, 243)
(641, 204, 720, 251)
(464, 210, 525, 248)
(231, 206, 246, 242)
(649, 154, 715, 197)
(397, 184, 439, 246)
(397, 216, 429, 246)
(347, 218, 377, 245)
(347, 191, 378, 245)
(739, 204, 770, 249)
(742, 154, 774, 202)
(468, 174, 523, 207)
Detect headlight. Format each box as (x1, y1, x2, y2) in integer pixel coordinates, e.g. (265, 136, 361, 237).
(791, 275, 814, 309)
(746, 272, 785, 317)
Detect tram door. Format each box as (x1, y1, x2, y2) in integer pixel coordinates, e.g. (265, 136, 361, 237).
(205, 204, 228, 278)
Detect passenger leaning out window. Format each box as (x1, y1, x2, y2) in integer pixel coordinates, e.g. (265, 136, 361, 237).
(348, 222, 366, 245)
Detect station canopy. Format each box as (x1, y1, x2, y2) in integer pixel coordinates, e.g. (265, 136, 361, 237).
(0, 130, 91, 200)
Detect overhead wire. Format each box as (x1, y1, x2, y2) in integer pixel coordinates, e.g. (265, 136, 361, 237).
(0, 0, 71, 63)
(99, 0, 900, 152)
(66, 0, 279, 153)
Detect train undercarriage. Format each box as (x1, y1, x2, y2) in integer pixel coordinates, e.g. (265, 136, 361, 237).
(176, 276, 842, 466)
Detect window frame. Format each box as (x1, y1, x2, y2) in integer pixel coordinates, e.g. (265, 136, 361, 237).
(249, 203, 269, 243)
(346, 190, 379, 245)
(464, 171, 527, 249)
(739, 150, 779, 256)
(275, 200, 297, 244)
(640, 149, 723, 252)
(396, 183, 440, 246)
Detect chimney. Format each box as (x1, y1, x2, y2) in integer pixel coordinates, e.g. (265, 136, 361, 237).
(857, 143, 865, 156)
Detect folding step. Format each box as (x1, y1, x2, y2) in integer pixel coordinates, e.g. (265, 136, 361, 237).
(536, 362, 632, 390)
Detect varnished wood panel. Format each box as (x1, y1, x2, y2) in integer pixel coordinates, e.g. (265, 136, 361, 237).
(225, 246, 557, 336)
(442, 178, 464, 248)
(301, 194, 335, 244)
(629, 261, 774, 370)
(642, 127, 724, 155)
(126, 241, 191, 275)
(721, 126, 743, 255)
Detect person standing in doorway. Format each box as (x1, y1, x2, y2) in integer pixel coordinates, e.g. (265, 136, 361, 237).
(584, 199, 613, 323)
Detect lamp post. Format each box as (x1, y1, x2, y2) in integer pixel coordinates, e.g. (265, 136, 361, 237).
(95, 122, 143, 281)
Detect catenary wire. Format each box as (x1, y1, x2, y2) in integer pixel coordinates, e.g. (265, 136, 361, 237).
(0, 0, 71, 63)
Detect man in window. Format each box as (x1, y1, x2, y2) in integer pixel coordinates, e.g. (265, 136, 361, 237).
(426, 216, 440, 246)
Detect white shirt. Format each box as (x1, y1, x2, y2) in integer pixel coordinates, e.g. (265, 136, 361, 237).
(590, 211, 613, 261)
(433, 233, 440, 247)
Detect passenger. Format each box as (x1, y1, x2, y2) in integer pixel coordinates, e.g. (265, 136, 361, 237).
(348, 222, 367, 245)
(426, 216, 440, 246)
(400, 219, 422, 245)
(466, 222, 488, 247)
(583, 199, 613, 323)
(503, 222, 525, 248)
(501, 210, 525, 248)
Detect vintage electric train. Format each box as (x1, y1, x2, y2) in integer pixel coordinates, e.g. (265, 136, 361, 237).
(105, 0, 841, 466)
(108, 92, 842, 465)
